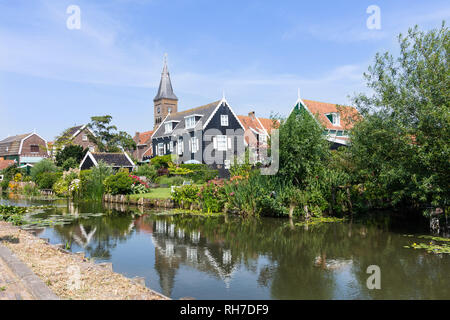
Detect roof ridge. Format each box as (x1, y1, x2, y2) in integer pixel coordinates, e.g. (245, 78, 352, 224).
(170, 100, 220, 116)
(302, 98, 354, 108)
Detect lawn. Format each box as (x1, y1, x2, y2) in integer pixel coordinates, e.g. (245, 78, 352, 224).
(129, 187, 172, 200)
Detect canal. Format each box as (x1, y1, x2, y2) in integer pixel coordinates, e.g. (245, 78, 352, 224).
(1, 197, 449, 299)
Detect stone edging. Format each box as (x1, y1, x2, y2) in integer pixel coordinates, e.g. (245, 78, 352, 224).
(0, 244, 59, 300)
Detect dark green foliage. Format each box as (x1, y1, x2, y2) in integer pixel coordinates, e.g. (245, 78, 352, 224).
(103, 169, 133, 195)
(150, 155, 173, 169)
(134, 164, 158, 182)
(80, 161, 113, 200)
(180, 164, 218, 183)
(55, 145, 87, 167)
(278, 108, 330, 187)
(30, 159, 58, 182)
(351, 23, 449, 212)
(36, 171, 62, 189)
(62, 157, 79, 171)
(87, 115, 136, 153)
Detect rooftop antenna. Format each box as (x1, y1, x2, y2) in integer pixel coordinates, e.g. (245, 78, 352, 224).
(297, 88, 301, 100)
(222, 89, 226, 101)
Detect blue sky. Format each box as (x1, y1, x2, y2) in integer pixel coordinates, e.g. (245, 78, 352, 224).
(0, 0, 448, 141)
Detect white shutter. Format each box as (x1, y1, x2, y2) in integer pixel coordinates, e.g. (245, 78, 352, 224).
(163, 144, 166, 154)
(189, 139, 192, 152)
(227, 137, 232, 149)
(213, 137, 217, 149)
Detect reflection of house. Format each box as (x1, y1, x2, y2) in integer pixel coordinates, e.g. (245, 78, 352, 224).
(79, 151, 135, 171)
(0, 132, 49, 166)
(133, 130, 153, 162)
(238, 111, 278, 163)
(290, 93, 360, 148)
(151, 219, 239, 296)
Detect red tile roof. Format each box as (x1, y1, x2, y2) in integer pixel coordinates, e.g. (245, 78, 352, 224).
(0, 159, 15, 170)
(301, 99, 360, 131)
(134, 130, 154, 145)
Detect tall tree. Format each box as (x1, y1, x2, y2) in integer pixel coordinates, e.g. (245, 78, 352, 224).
(351, 22, 449, 211)
(278, 108, 330, 187)
(87, 115, 136, 153)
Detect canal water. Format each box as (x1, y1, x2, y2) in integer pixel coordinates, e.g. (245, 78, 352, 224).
(1, 197, 449, 299)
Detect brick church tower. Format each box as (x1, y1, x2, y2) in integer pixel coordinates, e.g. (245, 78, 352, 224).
(154, 54, 178, 129)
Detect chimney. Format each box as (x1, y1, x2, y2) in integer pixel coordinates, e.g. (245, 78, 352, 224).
(135, 132, 140, 143)
(248, 111, 256, 119)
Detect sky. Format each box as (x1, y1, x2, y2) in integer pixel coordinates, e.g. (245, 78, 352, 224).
(0, 0, 448, 141)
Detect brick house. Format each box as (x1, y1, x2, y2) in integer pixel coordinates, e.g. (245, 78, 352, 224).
(290, 93, 360, 148)
(53, 124, 97, 155)
(133, 130, 154, 162)
(238, 111, 279, 163)
(0, 132, 49, 166)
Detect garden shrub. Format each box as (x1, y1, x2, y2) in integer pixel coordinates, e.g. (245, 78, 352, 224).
(171, 184, 200, 209)
(151, 155, 173, 169)
(134, 164, 158, 183)
(36, 172, 62, 189)
(103, 169, 133, 195)
(30, 159, 57, 181)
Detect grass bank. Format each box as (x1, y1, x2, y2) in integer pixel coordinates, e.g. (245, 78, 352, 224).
(129, 188, 172, 200)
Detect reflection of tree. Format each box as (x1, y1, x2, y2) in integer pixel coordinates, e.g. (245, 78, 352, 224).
(43, 201, 450, 299)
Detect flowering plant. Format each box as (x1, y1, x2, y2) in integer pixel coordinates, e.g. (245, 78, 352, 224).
(130, 175, 150, 194)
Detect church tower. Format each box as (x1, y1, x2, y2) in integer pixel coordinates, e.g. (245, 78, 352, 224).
(154, 54, 178, 129)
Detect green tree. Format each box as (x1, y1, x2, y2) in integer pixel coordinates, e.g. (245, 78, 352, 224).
(30, 159, 58, 182)
(55, 145, 87, 167)
(278, 108, 330, 187)
(87, 115, 136, 153)
(351, 22, 449, 211)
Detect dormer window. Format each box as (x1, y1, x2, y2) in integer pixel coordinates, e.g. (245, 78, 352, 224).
(326, 112, 340, 126)
(185, 116, 196, 129)
(165, 122, 173, 134)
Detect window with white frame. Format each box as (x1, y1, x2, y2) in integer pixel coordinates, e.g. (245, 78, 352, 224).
(158, 143, 164, 156)
(178, 138, 183, 155)
(327, 112, 340, 126)
(215, 135, 227, 151)
(169, 141, 174, 153)
(190, 137, 199, 153)
(221, 115, 229, 126)
(82, 134, 88, 141)
(185, 116, 196, 129)
(260, 134, 267, 144)
(165, 123, 172, 134)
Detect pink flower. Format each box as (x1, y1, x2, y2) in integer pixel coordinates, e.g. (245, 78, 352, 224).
(229, 192, 235, 196)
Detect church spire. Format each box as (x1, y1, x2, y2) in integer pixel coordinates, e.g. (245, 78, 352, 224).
(154, 53, 178, 101)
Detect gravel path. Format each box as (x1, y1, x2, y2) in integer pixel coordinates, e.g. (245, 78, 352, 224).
(0, 221, 168, 300)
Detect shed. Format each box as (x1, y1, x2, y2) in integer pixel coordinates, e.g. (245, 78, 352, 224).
(79, 152, 135, 172)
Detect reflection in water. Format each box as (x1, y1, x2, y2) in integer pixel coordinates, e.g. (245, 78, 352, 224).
(2, 197, 449, 300)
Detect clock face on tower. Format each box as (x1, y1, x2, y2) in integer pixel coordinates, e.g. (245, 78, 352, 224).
(168, 107, 172, 113)
(157, 107, 161, 114)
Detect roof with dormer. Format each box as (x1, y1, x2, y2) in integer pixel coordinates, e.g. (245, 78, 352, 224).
(152, 100, 221, 139)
